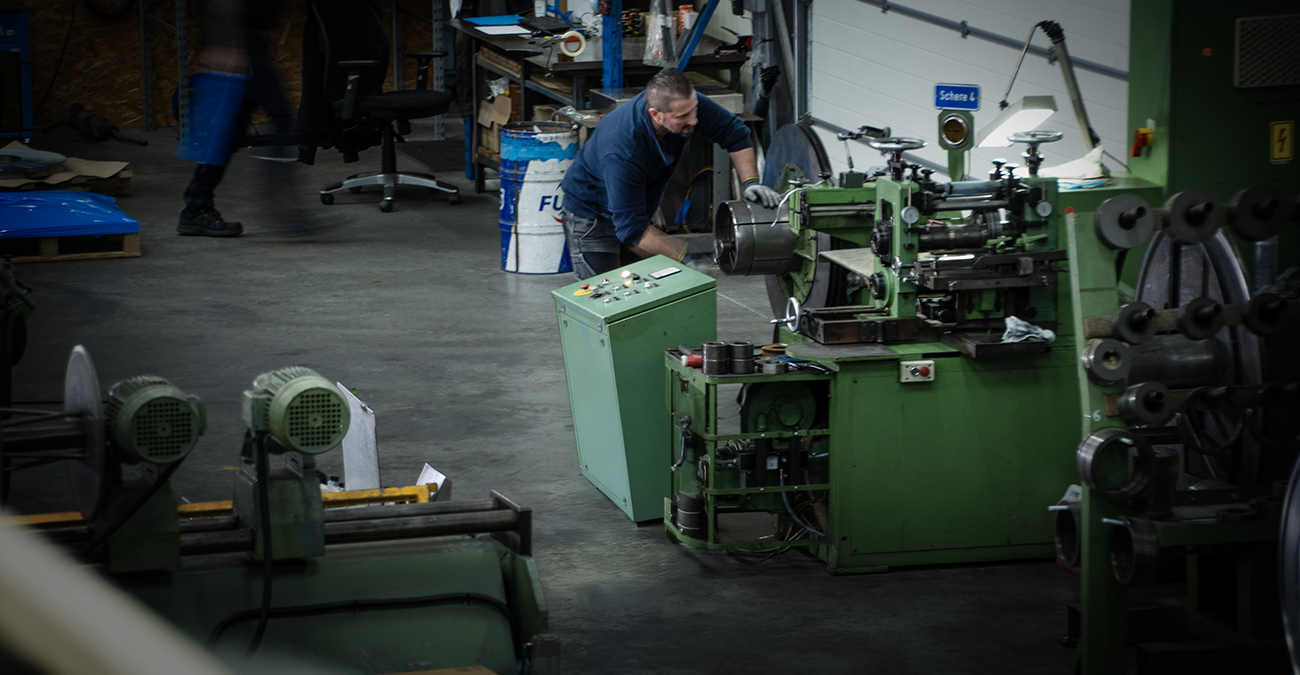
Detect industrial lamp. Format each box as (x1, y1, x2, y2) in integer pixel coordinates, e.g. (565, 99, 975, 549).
(975, 96, 1057, 148)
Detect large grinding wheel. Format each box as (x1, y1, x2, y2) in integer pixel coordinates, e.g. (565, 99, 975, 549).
(761, 123, 848, 317)
(64, 345, 107, 521)
(1134, 230, 1264, 485)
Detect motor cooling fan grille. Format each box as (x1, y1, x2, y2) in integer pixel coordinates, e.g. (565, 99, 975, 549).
(133, 398, 196, 461)
(285, 390, 346, 450)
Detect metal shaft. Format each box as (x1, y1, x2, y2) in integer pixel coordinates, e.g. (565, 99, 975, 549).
(176, 509, 521, 555)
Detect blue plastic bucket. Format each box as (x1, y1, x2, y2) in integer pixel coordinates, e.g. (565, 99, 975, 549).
(176, 72, 249, 167)
(499, 122, 578, 274)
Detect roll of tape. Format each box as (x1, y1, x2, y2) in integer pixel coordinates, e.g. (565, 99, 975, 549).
(559, 30, 586, 57)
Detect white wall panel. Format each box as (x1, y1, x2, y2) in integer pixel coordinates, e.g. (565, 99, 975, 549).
(809, 0, 1130, 180)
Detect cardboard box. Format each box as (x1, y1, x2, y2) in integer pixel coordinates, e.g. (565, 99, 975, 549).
(532, 104, 560, 122)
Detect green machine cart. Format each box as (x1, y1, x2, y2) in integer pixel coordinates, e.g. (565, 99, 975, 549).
(554, 256, 717, 522)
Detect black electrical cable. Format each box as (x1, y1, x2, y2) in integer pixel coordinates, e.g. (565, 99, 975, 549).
(208, 592, 520, 656)
(36, 0, 78, 117)
(245, 432, 274, 658)
(778, 472, 826, 537)
(81, 459, 183, 557)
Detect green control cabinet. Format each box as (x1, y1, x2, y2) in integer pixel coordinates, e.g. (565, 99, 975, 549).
(553, 256, 717, 521)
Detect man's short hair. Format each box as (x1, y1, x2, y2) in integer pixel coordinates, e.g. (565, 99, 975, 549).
(646, 69, 694, 111)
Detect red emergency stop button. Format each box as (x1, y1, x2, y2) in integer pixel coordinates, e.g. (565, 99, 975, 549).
(920, 366, 931, 377)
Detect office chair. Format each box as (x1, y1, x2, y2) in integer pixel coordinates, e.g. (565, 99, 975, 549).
(307, 0, 459, 212)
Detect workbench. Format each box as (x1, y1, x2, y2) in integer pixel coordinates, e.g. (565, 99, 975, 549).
(446, 19, 748, 193)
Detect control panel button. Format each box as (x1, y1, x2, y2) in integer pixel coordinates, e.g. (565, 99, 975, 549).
(899, 360, 935, 383)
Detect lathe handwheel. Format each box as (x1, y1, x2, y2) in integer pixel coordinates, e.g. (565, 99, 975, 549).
(866, 136, 927, 153)
(1008, 130, 1063, 145)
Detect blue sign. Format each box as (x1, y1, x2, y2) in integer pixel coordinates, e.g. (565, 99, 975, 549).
(934, 84, 981, 111)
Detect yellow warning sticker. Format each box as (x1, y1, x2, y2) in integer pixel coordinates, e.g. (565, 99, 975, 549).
(1271, 121, 1294, 163)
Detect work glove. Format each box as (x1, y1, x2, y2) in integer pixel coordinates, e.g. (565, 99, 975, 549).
(742, 177, 781, 210)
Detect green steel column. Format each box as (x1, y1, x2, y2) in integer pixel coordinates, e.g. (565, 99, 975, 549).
(1063, 205, 1129, 675)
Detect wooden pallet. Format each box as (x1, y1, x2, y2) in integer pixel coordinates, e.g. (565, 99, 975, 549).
(0, 232, 141, 263)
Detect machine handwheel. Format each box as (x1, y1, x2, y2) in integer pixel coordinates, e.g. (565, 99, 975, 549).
(866, 136, 927, 153)
(320, 193, 334, 205)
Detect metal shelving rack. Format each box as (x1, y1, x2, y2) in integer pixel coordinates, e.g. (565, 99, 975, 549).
(138, 0, 188, 133)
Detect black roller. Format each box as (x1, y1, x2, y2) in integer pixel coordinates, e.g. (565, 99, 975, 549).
(1229, 185, 1292, 242)
(1160, 190, 1222, 245)
(1244, 293, 1289, 336)
(1118, 381, 1174, 427)
(1077, 427, 1155, 504)
(1111, 302, 1158, 345)
(1109, 516, 1161, 586)
(1175, 297, 1224, 341)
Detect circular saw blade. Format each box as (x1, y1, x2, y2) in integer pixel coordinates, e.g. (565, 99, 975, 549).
(64, 345, 106, 522)
(0, 148, 67, 179)
(761, 123, 847, 317)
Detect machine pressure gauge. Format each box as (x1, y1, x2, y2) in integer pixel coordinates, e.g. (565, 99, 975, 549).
(1035, 201, 1054, 218)
(901, 205, 921, 224)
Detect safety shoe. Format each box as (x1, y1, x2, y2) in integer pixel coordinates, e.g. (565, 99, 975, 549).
(177, 207, 243, 237)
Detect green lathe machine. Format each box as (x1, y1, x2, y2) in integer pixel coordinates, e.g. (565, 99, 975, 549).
(671, 119, 1172, 572)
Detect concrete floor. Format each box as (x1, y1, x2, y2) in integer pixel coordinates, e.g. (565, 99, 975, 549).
(7, 122, 1078, 674)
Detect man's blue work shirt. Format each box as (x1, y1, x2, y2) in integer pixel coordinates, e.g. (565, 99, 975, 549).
(560, 91, 751, 245)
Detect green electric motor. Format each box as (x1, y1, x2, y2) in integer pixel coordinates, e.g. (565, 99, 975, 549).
(739, 382, 819, 433)
(104, 375, 206, 464)
(241, 366, 350, 453)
